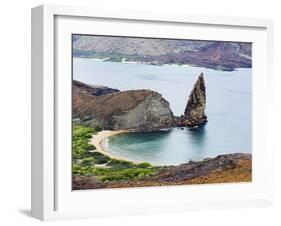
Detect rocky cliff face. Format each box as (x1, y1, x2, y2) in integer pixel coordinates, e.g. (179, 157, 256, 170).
(176, 73, 207, 128)
(73, 81, 174, 131)
(74, 73, 208, 131)
(185, 73, 207, 120)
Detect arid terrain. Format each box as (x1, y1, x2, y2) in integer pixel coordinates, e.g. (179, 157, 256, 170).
(73, 153, 252, 190)
(73, 35, 252, 71)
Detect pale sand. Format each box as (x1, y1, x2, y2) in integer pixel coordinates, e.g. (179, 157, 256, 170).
(90, 130, 140, 163)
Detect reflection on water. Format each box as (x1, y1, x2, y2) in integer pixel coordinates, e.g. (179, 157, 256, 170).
(188, 126, 207, 149)
(107, 127, 209, 165)
(106, 131, 172, 163)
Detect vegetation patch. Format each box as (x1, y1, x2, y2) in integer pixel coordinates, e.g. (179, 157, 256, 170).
(73, 126, 96, 159)
(106, 159, 134, 169)
(98, 168, 156, 182)
(90, 151, 110, 164)
(73, 125, 159, 182)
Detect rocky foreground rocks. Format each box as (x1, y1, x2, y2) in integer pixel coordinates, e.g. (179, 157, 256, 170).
(73, 72, 207, 131)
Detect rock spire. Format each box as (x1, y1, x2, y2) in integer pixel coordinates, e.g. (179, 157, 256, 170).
(177, 73, 207, 128)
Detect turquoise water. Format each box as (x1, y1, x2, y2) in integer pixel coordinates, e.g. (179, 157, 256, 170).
(73, 58, 252, 165)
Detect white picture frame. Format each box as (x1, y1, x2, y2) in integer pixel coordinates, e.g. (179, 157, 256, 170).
(31, 4, 274, 221)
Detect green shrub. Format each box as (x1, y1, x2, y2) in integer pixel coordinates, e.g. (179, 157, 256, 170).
(94, 125, 102, 132)
(98, 168, 156, 182)
(73, 161, 159, 180)
(73, 126, 94, 139)
(85, 144, 96, 151)
(137, 162, 152, 168)
(90, 152, 110, 164)
(106, 159, 134, 169)
(91, 167, 112, 176)
(80, 157, 95, 167)
(73, 164, 92, 175)
(73, 126, 96, 159)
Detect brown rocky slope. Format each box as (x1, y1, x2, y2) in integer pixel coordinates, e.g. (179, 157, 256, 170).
(73, 153, 252, 189)
(73, 80, 175, 131)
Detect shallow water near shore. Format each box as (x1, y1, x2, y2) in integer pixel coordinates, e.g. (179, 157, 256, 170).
(74, 58, 252, 165)
(105, 127, 250, 165)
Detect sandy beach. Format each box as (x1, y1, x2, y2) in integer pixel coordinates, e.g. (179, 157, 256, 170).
(90, 130, 138, 162)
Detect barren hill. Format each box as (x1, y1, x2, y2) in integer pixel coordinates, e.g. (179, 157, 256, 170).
(73, 35, 252, 71)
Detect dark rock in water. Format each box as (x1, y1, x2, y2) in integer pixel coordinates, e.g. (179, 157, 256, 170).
(176, 73, 207, 127)
(73, 81, 175, 132)
(189, 125, 199, 130)
(184, 73, 206, 119)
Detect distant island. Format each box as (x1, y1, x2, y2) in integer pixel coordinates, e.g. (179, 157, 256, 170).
(73, 35, 251, 71)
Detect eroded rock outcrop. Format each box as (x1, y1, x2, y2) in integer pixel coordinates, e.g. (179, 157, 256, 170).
(74, 73, 208, 131)
(73, 80, 174, 131)
(176, 73, 207, 128)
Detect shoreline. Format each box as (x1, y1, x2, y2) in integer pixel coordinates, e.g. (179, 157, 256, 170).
(74, 56, 198, 68)
(90, 129, 252, 166)
(90, 130, 141, 163)
(73, 56, 248, 72)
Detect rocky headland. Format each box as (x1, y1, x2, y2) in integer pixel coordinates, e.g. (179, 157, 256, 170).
(73, 72, 208, 131)
(73, 80, 175, 132)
